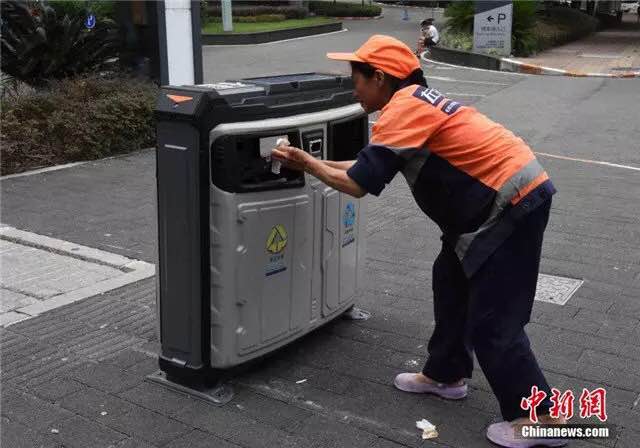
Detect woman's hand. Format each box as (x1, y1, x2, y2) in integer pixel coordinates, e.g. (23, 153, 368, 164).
(273, 146, 366, 197)
(271, 146, 312, 172)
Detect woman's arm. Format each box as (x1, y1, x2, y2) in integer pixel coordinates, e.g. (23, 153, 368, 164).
(272, 146, 366, 198)
(305, 158, 366, 198)
(323, 160, 356, 170)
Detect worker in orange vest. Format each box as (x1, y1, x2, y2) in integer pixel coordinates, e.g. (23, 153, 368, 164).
(273, 35, 566, 448)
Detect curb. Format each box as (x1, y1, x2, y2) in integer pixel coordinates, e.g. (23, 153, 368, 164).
(202, 22, 342, 45)
(501, 58, 640, 78)
(423, 47, 640, 78)
(0, 147, 156, 181)
(0, 161, 87, 181)
(331, 15, 383, 20)
(427, 46, 502, 71)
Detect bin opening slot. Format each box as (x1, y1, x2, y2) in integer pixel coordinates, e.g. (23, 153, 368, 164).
(327, 116, 368, 162)
(211, 131, 304, 192)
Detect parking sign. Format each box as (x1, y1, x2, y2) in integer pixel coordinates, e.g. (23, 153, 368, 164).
(473, 1, 513, 56)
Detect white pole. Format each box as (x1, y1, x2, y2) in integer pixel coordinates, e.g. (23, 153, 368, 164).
(221, 0, 233, 32)
(164, 0, 195, 85)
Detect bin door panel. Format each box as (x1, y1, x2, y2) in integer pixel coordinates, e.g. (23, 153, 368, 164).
(338, 194, 358, 306)
(235, 204, 262, 353)
(321, 191, 362, 316)
(290, 199, 314, 331)
(321, 188, 340, 314)
(236, 196, 312, 353)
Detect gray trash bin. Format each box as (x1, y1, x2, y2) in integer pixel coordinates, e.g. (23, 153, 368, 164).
(154, 74, 369, 389)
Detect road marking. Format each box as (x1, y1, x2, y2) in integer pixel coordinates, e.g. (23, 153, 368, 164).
(535, 152, 640, 172)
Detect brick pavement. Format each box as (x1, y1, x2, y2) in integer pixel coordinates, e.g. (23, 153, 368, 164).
(2, 155, 639, 446)
(515, 15, 640, 75)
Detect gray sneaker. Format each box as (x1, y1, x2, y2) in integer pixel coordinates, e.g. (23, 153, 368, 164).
(393, 373, 468, 400)
(486, 421, 569, 448)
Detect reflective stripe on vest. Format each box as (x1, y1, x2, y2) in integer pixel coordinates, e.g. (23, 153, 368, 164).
(454, 158, 546, 260)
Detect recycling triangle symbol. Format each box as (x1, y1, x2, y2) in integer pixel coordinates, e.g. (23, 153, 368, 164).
(266, 224, 288, 254)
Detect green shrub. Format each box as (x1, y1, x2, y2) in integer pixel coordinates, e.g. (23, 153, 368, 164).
(531, 8, 598, 53)
(48, 0, 116, 21)
(444, 1, 474, 33)
(209, 14, 287, 23)
(512, 0, 539, 56)
(203, 4, 308, 20)
(439, 30, 473, 51)
(544, 6, 599, 36)
(377, 0, 440, 5)
(0, 76, 157, 175)
(239, 14, 286, 23)
(1, 1, 120, 87)
(308, 1, 382, 17)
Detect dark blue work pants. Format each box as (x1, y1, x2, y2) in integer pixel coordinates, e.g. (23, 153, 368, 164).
(422, 200, 553, 421)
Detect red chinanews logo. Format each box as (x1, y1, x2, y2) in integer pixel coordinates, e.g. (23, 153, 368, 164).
(520, 386, 608, 423)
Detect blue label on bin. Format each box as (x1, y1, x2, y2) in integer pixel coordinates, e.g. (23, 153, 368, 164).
(342, 202, 356, 248)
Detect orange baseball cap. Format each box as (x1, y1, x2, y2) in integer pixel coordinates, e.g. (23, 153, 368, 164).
(327, 35, 420, 79)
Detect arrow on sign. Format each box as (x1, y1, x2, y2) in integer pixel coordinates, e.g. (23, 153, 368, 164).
(487, 15, 494, 22)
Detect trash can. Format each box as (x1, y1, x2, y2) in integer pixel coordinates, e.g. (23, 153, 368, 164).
(154, 73, 369, 386)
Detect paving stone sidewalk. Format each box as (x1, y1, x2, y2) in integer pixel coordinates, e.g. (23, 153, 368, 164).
(0, 225, 154, 327)
(515, 15, 640, 74)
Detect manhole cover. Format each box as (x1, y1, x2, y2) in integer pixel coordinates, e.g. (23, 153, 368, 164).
(535, 274, 583, 306)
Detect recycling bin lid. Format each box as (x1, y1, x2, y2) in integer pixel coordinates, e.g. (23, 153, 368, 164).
(156, 73, 357, 121)
(238, 73, 352, 95)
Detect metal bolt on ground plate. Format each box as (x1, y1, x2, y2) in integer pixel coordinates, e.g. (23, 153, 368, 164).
(343, 306, 371, 321)
(146, 371, 234, 405)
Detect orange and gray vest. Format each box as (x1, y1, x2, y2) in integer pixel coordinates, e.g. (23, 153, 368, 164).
(347, 85, 556, 277)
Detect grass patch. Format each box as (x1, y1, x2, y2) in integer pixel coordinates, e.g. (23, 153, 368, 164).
(202, 17, 338, 34)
